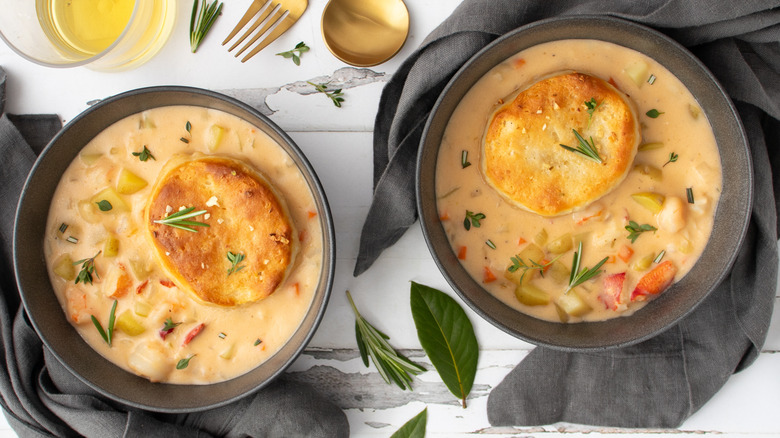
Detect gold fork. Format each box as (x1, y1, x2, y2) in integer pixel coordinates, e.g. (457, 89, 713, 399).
(223, 0, 308, 62)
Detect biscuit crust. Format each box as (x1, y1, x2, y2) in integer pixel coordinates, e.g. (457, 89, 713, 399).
(482, 72, 640, 216)
(145, 155, 295, 306)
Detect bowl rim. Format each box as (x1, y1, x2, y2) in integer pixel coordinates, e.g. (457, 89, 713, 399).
(416, 15, 752, 351)
(13, 85, 336, 412)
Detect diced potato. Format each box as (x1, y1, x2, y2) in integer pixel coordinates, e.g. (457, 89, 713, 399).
(631, 192, 665, 214)
(632, 253, 655, 271)
(52, 254, 76, 281)
(103, 235, 120, 257)
(688, 104, 701, 120)
(219, 343, 236, 360)
(102, 264, 132, 298)
(533, 228, 548, 247)
(128, 341, 173, 382)
(140, 113, 156, 129)
(116, 310, 146, 336)
(78, 200, 101, 224)
(546, 260, 570, 283)
(128, 256, 152, 279)
(134, 299, 152, 317)
(624, 61, 649, 88)
(90, 188, 130, 213)
(677, 238, 693, 254)
(514, 283, 551, 306)
(206, 124, 226, 151)
(633, 164, 663, 181)
(554, 303, 570, 323)
(546, 233, 573, 254)
(504, 243, 546, 286)
(116, 168, 148, 194)
(638, 142, 664, 151)
(79, 152, 103, 166)
(556, 289, 592, 317)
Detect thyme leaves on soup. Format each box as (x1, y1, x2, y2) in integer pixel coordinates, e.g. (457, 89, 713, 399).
(91, 299, 117, 346)
(625, 220, 657, 243)
(177, 354, 196, 370)
(646, 108, 664, 118)
(663, 152, 679, 167)
(74, 251, 101, 285)
(559, 129, 602, 163)
(227, 251, 246, 276)
(96, 200, 113, 211)
(159, 317, 181, 340)
(463, 211, 486, 230)
(132, 145, 156, 162)
(154, 207, 210, 232)
(565, 241, 608, 294)
(507, 254, 561, 284)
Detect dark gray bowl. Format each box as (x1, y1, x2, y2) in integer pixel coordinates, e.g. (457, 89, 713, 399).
(13, 87, 336, 412)
(417, 16, 751, 350)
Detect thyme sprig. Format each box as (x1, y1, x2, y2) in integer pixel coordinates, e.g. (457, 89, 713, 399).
(347, 290, 426, 390)
(132, 145, 155, 162)
(189, 0, 223, 53)
(276, 42, 309, 66)
(308, 82, 345, 107)
(227, 251, 246, 276)
(154, 207, 210, 232)
(507, 254, 562, 284)
(91, 300, 117, 346)
(625, 220, 657, 243)
(74, 251, 101, 285)
(566, 242, 608, 293)
(585, 97, 601, 128)
(663, 152, 678, 167)
(560, 129, 602, 163)
(463, 211, 485, 230)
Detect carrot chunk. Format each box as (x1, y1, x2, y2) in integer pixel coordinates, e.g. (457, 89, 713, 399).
(457, 246, 467, 260)
(483, 266, 497, 283)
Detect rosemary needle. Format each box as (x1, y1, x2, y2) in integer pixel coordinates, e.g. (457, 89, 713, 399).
(154, 207, 210, 232)
(560, 129, 603, 163)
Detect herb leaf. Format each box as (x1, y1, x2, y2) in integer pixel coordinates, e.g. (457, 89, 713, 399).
(307, 82, 345, 107)
(585, 97, 601, 128)
(177, 355, 196, 370)
(347, 290, 426, 390)
(625, 220, 657, 243)
(227, 251, 246, 275)
(154, 207, 210, 232)
(91, 300, 117, 346)
(461, 150, 471, 168)
(566, 241, 608, 293)
(96, 200, 113, 211)
(132, 145, 156, 162)
(276, 41, 310, 66)
(463, 211, 485, 230)
(687, 187, 695, 204)
(507, 254, 561, 283)
(189, 0, 223, 53)
(646, 109, 664, 118)
(410, 282, 478, 408)
(390, 408, 427, 438)
(74, 251, 101, 285)
(560, 129, 602, 163)
(663, 152, 678, 167)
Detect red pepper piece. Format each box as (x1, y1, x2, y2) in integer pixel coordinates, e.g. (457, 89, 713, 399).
(182, 323, 205, 346)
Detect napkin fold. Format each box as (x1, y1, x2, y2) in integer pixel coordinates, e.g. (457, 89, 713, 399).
(0, 67, 349, 437)
(356, 0, 780, 428)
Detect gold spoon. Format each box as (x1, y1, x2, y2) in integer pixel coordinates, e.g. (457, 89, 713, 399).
(321, 0, 410, 67)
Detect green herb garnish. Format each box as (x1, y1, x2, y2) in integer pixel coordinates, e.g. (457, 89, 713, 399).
(463, 211, 486, 230)
(66, 236, 79, 244)
(132, 145, 155, 162)
(560, 129, 602, 163)
(308, 82, 345, 108)
(91, 300, 117, 346)
(186, 121, 192, 133)
(647, 74, 657, 85)
(227, 251, 246, 276)
(486, 240, 496, 250)
(189, 0, 223, 53)
(646, 109, 664, 118)
(663, 152, 678, 167)
(348, 290, 426, 390)
(687, 187, 695, 204)
(565, 241, 608, 293)
(461, 150, 471, 168)
(58, 223, 68, 234)
(154, 207, 210, 232)
(507, 254, 561, 284)
(254, 339, 262, 346)
(654, 250, 666, 263)
(177, 355, 196, 370)
(96, 200, 112, 211)
(276, 42, 309, 66)
(625, 220, 657, 243)
(74, 251, 101, 285)
(585, 97, 601, 128)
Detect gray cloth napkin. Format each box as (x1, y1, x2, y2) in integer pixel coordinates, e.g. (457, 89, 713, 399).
(355, 0, 780, 428)
(0, 67, 349, 437)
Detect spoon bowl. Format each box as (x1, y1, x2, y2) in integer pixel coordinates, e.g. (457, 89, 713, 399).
(321, 0, 409, 67)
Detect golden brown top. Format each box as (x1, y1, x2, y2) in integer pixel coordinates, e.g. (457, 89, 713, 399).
(145, 155, 295, 306)
(482, 71, 640, 216)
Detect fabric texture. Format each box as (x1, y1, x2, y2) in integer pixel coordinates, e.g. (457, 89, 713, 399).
(0, 67, 349, 437)
(355, 0, 780, 428)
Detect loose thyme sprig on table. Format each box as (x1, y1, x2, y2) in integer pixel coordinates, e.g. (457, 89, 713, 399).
(560, 129, 602, 163)
(347, 290, 426, 390)
(307, 82, 345, 107)
(565, 241, 608, 294)
(276, 42, 310, 65)
(190, 0, 223, 53)
(154, 207, 210, 232)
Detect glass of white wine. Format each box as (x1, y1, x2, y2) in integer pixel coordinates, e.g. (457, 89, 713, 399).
(0, 0, 176, 71)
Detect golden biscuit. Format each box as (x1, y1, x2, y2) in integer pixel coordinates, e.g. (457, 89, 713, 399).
(482, 71, 640, 216)
(145, 155, 295, 306)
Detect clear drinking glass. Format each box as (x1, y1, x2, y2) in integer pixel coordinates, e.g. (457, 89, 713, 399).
(0, 0, 176, 71)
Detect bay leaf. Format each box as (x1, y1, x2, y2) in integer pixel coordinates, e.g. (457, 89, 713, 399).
(390, 408, 427, 438)
(410, 281, 478, 408)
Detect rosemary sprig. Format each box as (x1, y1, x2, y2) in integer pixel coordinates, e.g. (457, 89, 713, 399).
(463, 211, 485, 230)
(625, 220, 657, 243)
(507, 254, 561, 284)
(154, 207, 210, 232)
(276, 42, 310, 66)
(227, 251, 246, 276)
(74, 251, 101, 285)
(132, 145, 155, 162)
(566, 242, 608, 293)
(91, 300, 117, 346)
(189, 0, 223, 53)
(307, 82, 345, 107)
(663, 152, 678, 167)
(560, 129, 602, 163)
(347, 290, 426, 390)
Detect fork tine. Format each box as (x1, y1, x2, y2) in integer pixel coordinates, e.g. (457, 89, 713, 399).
(240, 11, 291, 62)
(228, 2, 277, 52)
(221, 0, 268, 46)
(234, 4, 283, 57)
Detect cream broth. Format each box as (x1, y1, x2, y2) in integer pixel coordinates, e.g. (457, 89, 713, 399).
(436, 40, 722, 322)
(45, 106, 322, 384)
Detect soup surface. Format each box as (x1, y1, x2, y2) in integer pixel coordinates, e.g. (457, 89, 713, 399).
(45, 106, 322, 384)
(436, 39, 722, 322)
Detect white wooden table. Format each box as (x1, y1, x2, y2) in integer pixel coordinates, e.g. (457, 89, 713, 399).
(2, 1, 779, 436)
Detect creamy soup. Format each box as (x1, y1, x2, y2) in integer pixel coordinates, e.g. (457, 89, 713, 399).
(45, 106, 322, 384)
(436, 40, 722, 323)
